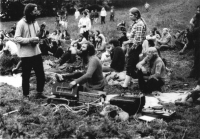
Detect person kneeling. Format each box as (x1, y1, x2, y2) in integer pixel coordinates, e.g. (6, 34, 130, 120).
(136, 47, 166, 94)
(56, 41, 106, 91)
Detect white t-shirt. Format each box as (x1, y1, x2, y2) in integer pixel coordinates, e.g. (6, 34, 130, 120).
(3, 40, 18, 55)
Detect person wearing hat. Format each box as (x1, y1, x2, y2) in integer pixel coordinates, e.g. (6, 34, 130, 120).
(121, 7, 147, 89)
(14, 3, 47, 100)
(56, 41, 106, 91)
(136, 47, 166, 94)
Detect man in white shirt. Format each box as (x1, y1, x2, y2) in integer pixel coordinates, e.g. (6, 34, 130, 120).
(78, 11, 91, 40)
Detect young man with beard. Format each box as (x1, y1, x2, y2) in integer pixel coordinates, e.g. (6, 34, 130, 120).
(56, 41, 106, 91)
(136, 47, 166, 94)
(121, 7, 147, 89)
(14, 3, 47, 100)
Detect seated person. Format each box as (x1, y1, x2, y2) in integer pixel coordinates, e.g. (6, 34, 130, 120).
(174, 29, 193, 55)
(95, 30, 106, 43)
(56, 41, 106, 91)
(156, 28, 172, 50)
(176, 82, 200, 106)
(118, 31, 128, 47)
(102, 39, 125, 72)
(96, 35, 106, 59)
(88, 35, 96, 48)
(101, 43, 112, 66)
(140, 39, 155, 60)
(55, 41, 79, 66)
(136, 47, 166, 94)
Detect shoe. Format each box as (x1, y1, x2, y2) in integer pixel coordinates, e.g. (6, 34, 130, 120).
(34, 93, 48, 99)
(22, 95, 30, 101)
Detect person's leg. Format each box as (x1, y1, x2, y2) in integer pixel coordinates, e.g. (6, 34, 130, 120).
(137, 69, 147, 91)
(101, 16, 103, 24)
(21, 57, 33, 97)
(146, 78, 164, 92)
(59, 51, 71, 65)
(103, 16, 105, 24)
(102, 66, 115, 72)
(32, 55, 46, 96)
(122, 45, 142, 88)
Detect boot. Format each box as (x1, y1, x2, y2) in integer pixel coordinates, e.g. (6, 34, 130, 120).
(35, 92, 48, 99)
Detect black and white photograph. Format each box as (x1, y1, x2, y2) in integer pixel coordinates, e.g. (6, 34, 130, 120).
(0, 0, 200, 138)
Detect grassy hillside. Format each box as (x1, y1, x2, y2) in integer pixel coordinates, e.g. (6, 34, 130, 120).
(1, 0, 200, 138)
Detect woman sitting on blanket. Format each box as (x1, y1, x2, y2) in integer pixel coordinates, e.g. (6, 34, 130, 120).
(56, 41, 106, 91)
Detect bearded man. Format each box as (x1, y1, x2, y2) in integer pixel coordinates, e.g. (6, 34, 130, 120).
(56, 41, 106, 92)
(14, 3, 47, 100)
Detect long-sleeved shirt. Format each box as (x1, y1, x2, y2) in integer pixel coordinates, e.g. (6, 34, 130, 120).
(14, 18, 41, 58)
(78, 17, 91, 34)
(128, 18, 146, 47)
(75, 56, 105, 90)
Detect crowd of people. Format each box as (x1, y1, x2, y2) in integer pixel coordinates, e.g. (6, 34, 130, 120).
(0, 3, 200, 104)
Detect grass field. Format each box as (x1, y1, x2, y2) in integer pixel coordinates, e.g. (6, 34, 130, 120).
(1, 0, 200, 138)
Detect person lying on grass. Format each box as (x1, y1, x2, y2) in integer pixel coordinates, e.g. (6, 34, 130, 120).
(176, 81, 200, 106)
(56, 41, 106, 91)
(136, 47, 166, 94)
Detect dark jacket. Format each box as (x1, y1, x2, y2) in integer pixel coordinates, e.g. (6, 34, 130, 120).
(110, 46, 125, 72)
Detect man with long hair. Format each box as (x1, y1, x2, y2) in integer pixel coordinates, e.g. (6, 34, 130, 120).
(14, 3, 47, 100)
(121, 7, 147, 89)
(56, 41, 106, 91)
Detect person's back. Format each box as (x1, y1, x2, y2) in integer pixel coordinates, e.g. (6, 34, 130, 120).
(110, 46, 125, 72)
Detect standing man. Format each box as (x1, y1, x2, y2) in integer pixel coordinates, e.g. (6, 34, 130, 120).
(78, 11, 91, 40)
(121, 7, 147, 89)
(189, 5, 200, 79)
(14, 3, 47, 100)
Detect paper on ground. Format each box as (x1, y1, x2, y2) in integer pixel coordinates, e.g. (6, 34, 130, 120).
(0, 74, 22, 88)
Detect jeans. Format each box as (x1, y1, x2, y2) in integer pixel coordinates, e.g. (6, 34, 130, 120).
(21, 55, 45, 96)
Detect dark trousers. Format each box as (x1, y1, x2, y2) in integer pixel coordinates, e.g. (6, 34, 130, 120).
(138, 70, 164, 93)
(190, 40, 200, 79)
(126, 45, 142, 78)
(21, 55, 45, 96)
(101, 16, 105, 24)
(110, 14, 114, 21)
